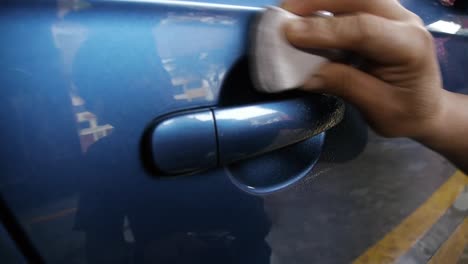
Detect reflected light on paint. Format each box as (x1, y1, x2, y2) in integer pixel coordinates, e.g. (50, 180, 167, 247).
(192, 114, 213, 122)
(111, 0, 263, 11)
(216, 106, 277, 121)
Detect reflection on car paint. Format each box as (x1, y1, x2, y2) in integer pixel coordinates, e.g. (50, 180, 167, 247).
(0, 222, 27, 263)
(1, 0, 468, 263)
(51, 12, 114, 151)
(155, 11, 237, 102)
(51, 0, 250, 150)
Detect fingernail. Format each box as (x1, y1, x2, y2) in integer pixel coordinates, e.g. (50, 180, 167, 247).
(304, 76, 324, 90)
(286, 19, 308, 33)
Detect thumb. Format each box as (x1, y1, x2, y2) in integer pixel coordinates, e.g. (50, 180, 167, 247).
(303, 63, 394, 115)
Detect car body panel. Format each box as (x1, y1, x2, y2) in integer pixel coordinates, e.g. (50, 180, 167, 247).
(0, 0, 467, 263)
(0, 222, 26, 264)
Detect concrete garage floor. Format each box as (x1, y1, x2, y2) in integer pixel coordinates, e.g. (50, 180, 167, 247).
(459, 246, 468, 264)
(265, 130, 467, 263)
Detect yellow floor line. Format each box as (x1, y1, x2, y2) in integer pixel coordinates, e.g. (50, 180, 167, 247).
(428, 218, 468, 264)
(353, 171, 468, 264)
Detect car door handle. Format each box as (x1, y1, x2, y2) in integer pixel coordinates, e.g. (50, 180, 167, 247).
(149, 95, 344, 175)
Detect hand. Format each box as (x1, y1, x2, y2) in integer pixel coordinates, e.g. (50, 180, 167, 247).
(282, 0, 445, 140)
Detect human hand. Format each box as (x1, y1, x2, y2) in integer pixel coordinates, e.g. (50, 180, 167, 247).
(282, 0, 446, 140)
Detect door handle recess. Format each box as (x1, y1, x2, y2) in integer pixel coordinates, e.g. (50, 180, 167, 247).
(150, 95, 344, 175)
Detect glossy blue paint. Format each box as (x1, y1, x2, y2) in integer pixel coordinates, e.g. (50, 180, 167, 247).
(0, 0, 467, 263)
(215, 96, 344, 165)
(151, 110, 217, 174)
(1, 2, 277, 263)
(227, 132, 325, 194)
(0, 223, 26, 264)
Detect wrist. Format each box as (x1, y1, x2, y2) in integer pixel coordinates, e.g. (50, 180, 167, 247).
(412, 90, 468, 172)
(412, 90, 468, 154)
(411, 90, 451, 149)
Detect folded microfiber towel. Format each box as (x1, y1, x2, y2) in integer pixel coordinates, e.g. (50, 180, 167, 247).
(250, 6, 337, 93)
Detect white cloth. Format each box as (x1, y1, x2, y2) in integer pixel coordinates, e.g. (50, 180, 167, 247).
(251, 6, 331, 93)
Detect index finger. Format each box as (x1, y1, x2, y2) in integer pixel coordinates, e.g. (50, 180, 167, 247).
(282, 0, 417, 22)
(285, 14, 431, 65)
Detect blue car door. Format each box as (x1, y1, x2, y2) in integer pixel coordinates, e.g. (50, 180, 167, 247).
(0, 0, 467, 263)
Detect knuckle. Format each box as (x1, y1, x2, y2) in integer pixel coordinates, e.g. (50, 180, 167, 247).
(404, 10, 425, 26)
(290, 18, 319, 43)
(411, 14, 425, 26)
(414, 24, 433, 43)
(406, 25, 434, 61)
(421, 27, 434, 44)
(352, 13, 379, 44)
(300, 17, 315, 32)
(388, 22, 435, 64)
